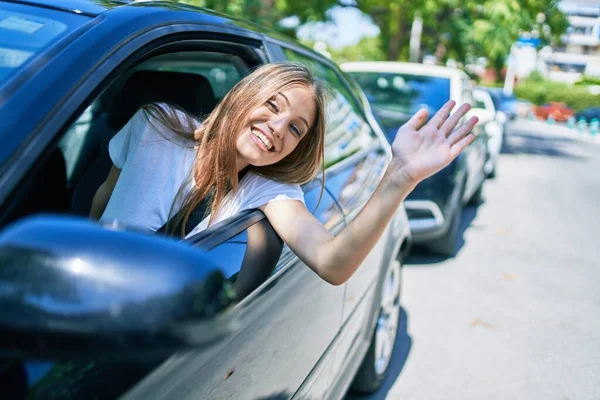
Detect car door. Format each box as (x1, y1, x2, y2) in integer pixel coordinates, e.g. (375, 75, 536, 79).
(122, 180, 345, 400)
(275, 45, 393, 387)
(0, 13, 344, 399)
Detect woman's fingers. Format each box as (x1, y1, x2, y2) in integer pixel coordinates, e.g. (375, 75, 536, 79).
(450, 133, 476, 159)
(441, 103, 472, 136)
(404, 108, 429, 130)
(428, 100, 456, 129)
(447, 116, 479, 145)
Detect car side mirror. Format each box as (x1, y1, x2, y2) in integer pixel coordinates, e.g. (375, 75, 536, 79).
(467, 107, 495, 126)
(0, 215, 241, 360)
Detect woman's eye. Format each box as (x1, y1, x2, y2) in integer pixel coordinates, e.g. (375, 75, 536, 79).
(290, 125, 301, 137)
(267, 100, 279, 113)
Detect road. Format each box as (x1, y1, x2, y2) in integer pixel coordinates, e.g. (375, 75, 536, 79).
(347, 119, 600, 400)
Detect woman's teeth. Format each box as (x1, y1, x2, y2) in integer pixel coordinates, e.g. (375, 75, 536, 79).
(252, 129, 273, 150)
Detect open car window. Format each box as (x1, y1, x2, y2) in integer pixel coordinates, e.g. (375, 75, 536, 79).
(0, 49, 251, 229)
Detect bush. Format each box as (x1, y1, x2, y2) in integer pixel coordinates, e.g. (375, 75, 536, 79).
(514, 79, 600, 111)
(575, 76, 600, 86)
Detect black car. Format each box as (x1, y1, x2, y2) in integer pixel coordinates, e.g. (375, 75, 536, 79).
(342, 62, 488, 257)
(0, 1, 411, 399)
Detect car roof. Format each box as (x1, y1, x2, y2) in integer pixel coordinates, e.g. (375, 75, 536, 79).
(341, 61, 465, 79)
(12, 0, 129, 16)
(14, 0, 304, 47)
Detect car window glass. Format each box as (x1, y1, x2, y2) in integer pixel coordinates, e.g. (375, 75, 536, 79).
(58, 104, 95, 182)
(0, 2, 88, 87)
(347, 71, 450, 141)
(281, 49, 378, 169)
(474, 98, 486, 110)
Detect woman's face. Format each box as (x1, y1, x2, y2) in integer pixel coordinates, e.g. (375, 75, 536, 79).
(236, 85, 316, 169)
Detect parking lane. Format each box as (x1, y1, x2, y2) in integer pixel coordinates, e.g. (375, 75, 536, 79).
(347, 119, 600, 400)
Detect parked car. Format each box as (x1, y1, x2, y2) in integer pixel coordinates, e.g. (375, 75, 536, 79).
(342, 62, 488, 257)
(534, 101, 574, 122)
(484, 87, 518, 120)
(574, 107, 600, 122)
(0, 1, 412, 399)
(474, 87, 505, 178)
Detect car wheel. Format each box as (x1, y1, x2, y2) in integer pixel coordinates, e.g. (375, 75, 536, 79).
(424, 200, 463, 257)
(351, 259, 402, 393)
(468, 181, 484, 205)
(485, 161, 497, 179)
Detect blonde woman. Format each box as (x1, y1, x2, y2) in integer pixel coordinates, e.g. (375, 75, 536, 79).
(91, 63, 478, 286)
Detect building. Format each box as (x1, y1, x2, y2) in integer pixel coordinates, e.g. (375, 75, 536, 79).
(544, 0, 600, 82)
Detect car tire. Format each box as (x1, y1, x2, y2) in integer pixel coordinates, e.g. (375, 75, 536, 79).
(486, 163, 497, 179)
(424, 200, 462, 257)
(351, 259, 402, 394)
(468, 181, 484, 206)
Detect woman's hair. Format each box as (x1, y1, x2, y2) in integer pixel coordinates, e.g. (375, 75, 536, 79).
(143, 62, 327, 237)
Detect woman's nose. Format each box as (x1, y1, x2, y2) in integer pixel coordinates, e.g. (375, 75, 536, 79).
(267, 120, 284, 139)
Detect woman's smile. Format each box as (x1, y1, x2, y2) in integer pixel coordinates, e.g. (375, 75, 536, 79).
(251, 127, 274, 151)
(236, 85, 316, 169)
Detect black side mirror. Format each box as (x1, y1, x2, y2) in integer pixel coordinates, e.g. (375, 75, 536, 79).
(0, 215, 239, 360)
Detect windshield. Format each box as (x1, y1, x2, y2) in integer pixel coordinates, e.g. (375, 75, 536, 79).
(348, 71, 450, 141)
(0, 2, 88, 87)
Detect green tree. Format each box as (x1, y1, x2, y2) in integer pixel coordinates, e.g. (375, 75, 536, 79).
(178, 0, 337, 36)
(330, 36, 385, 63)
(340, 0, 567, 81)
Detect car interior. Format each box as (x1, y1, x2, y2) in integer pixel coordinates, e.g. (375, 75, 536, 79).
(0, 44, 286, 299)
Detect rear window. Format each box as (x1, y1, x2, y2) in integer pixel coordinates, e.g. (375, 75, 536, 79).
(348, 71, 450, 137)
(0, 2, 88, 86)
(348, 71, 451, 114)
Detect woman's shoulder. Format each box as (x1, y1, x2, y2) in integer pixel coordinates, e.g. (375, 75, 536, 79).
(144, 103, 201, 131)
(240, 172, 305, 204)
(130, 103, 199, 144)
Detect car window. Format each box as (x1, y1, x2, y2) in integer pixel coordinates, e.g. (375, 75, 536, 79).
(0, 2, 89, 87)
(0, 50, 250, 228)
(281, 49, 378, 168)
(474, 97, 486, 110)
(347, 71, 450, 141)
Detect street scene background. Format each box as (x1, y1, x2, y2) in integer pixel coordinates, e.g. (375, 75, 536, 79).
(348, 118, 600, 400)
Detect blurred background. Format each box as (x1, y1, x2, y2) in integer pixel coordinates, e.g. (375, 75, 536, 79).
(174, 0, 600, 124)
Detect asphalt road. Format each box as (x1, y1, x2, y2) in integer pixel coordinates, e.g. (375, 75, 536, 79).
(347, 119, 600, 400)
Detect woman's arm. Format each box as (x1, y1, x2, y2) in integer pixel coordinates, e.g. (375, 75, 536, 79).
(261, 101, 478, 285)
(89, 165, 121, 220)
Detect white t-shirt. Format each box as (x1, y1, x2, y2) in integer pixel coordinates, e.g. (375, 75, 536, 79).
(100, 106, 305, 236)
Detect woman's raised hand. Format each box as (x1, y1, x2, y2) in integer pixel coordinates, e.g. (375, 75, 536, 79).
(389, 100, 479, 185)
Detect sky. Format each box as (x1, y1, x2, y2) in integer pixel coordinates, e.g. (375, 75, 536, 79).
(295, 6, 380, 50)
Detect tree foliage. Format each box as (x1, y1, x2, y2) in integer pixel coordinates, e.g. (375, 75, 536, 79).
(344, 0, 568, 74)
(178, 0, 336, 34)
(175, 0, 568, 78)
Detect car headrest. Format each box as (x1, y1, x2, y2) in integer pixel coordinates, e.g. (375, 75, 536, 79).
(108, 70, 217, 130)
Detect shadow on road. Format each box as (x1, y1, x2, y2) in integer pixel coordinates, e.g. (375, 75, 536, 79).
(501, 130, 587, 160)
(345, 307, 412, 400)
(405, 203, 480, 266)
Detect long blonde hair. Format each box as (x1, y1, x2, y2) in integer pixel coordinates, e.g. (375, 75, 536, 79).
(144, 62, 327, 237)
